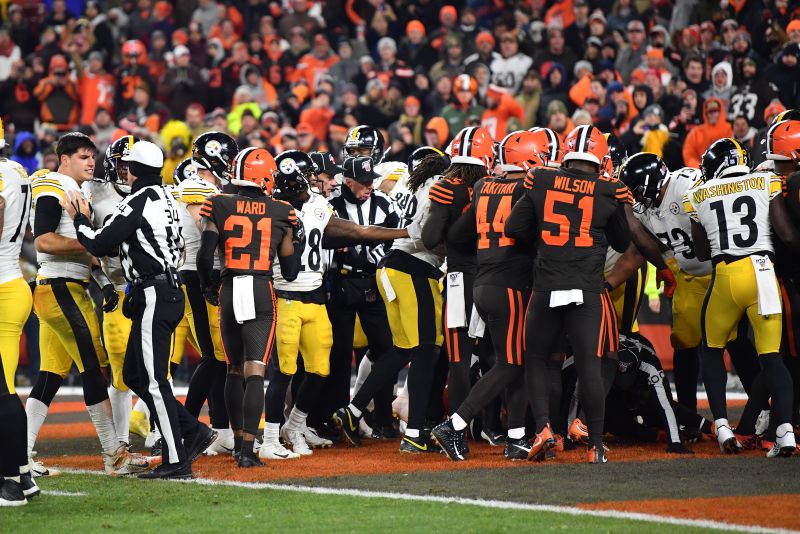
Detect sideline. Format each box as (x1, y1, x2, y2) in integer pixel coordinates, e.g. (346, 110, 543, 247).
(59, 468, 796, 534)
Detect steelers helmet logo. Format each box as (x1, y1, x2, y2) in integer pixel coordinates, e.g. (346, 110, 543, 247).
(205, 140, 222, 158)
(315, 207, 326, 220)
(279, 158, 298, 174)
(182, 163, 199, 181)
(669, 202, 680, 215)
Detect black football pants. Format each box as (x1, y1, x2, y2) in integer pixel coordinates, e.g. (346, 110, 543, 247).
(124, 281, 201, 465)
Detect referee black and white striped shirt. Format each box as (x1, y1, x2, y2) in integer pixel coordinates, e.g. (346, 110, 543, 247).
(72, 177, 184, 281)
(330, 184, 399, 267)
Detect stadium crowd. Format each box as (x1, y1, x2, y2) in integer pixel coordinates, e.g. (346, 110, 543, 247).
(1, 0, 800, 504)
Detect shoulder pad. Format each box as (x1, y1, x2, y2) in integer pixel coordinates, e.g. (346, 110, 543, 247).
(32, 173, 66, 201)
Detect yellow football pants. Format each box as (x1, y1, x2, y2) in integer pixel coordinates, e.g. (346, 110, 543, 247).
(377, 267, 443, 349)
(103, 290, 131, 391)
(703, 257, 781, 355)
(276, 298, 333, 376)
(0, 278, 33, 395)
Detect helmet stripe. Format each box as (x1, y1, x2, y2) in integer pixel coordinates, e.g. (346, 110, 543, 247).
(498, 132, 516, 166)
(545, 128, 558, 160)
(577, 125, 590, 153)
(462, 127, 476, 158)
(730, 138, 745, 165)
(766, 122, 779, 156)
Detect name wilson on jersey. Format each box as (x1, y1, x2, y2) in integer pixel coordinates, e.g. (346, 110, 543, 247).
(691, 176, 766, 203)
(554, 175, 596, 195)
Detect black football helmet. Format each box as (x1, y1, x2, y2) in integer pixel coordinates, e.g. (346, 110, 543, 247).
(342, 125, 385, 165)
(407, 146, 448, 174)
(273, 150, 317, 198)
(604, 133, 628, 179)
(173, 158, 199, 185)
(192, 131, 238, 183)
(700, 138, 751, 182)
(103, 134, 140, 194)
(618, 152, 669, 213)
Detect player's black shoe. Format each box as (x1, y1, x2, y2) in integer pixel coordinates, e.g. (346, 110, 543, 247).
(332, 407, 362, 447)
(138, 461, 193, 480)
(372, 424, 399, 440)
(432, 419, 468, 461)
(399, 434, 441, 454)
(237, 450, 264, 468)
(0, 480, 26, 507)
(186, 426, 218, 464)
(151, 438, 163, 457)
(20, 472, 40, 499)
(504, 437, 532, 461)
(481, 429, 506, 447)
(588, 445, 608, 464)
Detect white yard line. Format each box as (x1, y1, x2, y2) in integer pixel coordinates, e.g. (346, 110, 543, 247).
(40, 490, 87, 497)
(58, 468, 795, 533)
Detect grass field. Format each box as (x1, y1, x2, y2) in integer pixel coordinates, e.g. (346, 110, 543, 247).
(3, 395, 799, 534)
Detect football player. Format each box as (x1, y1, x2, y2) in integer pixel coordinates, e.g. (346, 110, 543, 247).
(197, 147, 301, 467)
(421, 127, 494, 429)
(432, 131, 537, 461)
(308, 151, 343, 198)
(504, 125, 675, 463)
(265, 150, 410, 458)
(0, 130, 38, 505)
(341, 125, 385, 166)
(685, 138, 800, 457)
(170, 132, 239, 456)
(26, 133, 152, 475)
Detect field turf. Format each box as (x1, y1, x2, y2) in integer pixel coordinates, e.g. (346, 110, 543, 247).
(3, 395, 798, 533)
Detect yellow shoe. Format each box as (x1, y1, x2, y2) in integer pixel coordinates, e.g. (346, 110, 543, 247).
(129, 410, 150, 439)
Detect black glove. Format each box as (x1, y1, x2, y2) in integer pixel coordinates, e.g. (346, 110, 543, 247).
(101, 284, 119, 312)
(292, 217, 306, 249)
(203, 284, 220, 306)
(666, 442, 694, 454)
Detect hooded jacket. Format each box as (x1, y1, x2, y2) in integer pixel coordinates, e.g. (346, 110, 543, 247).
(682, 97, 733, 168)
(10, 131, 40, 174)
(703, 62, 733, 107)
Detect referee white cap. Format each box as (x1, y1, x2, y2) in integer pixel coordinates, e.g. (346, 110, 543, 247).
(122, 140, 164, 168)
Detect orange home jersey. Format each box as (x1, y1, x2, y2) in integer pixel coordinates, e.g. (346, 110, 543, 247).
(79, 72, 115, 125)
(200, 193, 296, 279)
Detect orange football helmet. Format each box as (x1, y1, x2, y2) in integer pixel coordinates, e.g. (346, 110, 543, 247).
(528, 127, 562, 167)
(563, 125, 609, 168)
(448, 126, 495, 170)
(497, 131, 546, 172)
(231, 147, 278, 193)
(766, 120, 800, 163)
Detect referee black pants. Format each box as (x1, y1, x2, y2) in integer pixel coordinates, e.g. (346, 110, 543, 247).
(123, 281, 201, 465)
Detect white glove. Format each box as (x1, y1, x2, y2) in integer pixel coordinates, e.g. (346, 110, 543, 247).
(406, 219, 423, 240)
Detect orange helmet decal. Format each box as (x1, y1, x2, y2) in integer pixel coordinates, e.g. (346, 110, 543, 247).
(231, 147, 278, 193)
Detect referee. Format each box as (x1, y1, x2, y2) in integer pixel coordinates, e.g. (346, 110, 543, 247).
(64, 141, 216, 479)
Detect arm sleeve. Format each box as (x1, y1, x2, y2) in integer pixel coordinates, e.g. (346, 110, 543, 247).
(73, 196, 142, 257)
(278, 245, 302, 282)
(446, 206, 478, 254)
(33, 196, 63, 237)
(421, 201, 455, 250)
(197, 229, 218, 290)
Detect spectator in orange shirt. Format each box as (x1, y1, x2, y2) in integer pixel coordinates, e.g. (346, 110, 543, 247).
(682, 97, 733, 168)
(295, 34, 340, 92)
(299, 91, 335, 141)
(481, 84, 524, 139)
(33, 55, 80, 132)
(297, 121, 328, 153)
(74, 50, 115, 126)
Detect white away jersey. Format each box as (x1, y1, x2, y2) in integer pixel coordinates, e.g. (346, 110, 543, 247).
(375, 161, 413, 226)
(173, 178, 220, 271)
(273, 192, 332, 292)
(684, 171, 781, 259)
(640, 168, 711, 276)
(390, 176, 446, 269)
(31, 171, 93, 280)
(83, 180, 128, 290)
(0, 159, 30, 285)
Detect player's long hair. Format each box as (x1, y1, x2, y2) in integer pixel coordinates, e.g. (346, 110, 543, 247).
(441, 162, 487, 188)
(408, 154, 450, 193)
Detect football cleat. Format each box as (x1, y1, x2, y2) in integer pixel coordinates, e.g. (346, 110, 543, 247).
(481, 429, 506, 447)
(528, 425, 557, 462)
(280, 425, 313, 456)
(28, 458, 60, 478)
(399, 434, 441, 454)
(19, 472, 39, 499)
(129, 410, 150, 438)
(431, 419, 468, 461)
(666, 442, 694, 454)
(547, 434, 564, 460)
(144, 428, 161, 449)
(301, 423, 334, 448)
(588, 445, 608, 464)
(237, 450, 264, 468)
(138, 461, 192, 480)
(568, 418, 590, 445)
(0, 480, 26, 507)
(767, 424, 797, 458)
(258, 441, 300, 460)
(755, 410, 771, 436)
(332, 407, 362, 447)
(715, 421, 743, 454)
(736, 434, 762, 451)
(105, 444, 158, 476)
(505, 437, 532, 461)
(204, 431, 235, 456)
(371, 424, 399, 440)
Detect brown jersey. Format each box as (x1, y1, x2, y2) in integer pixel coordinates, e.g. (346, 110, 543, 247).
(505, 166, 633, 292)
(200, 193, 296, 279)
